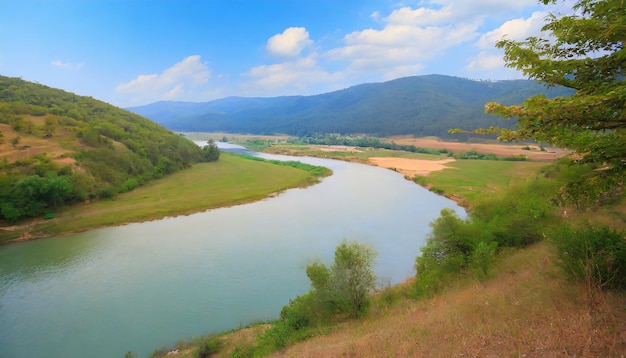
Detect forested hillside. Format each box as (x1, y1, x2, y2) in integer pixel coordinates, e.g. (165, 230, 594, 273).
(128, 75, 573, 138)
(0, 76, 216, 224)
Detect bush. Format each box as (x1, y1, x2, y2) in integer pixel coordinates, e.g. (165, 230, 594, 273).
(98, 186, 117, 199)
(470, 239, 498, 280)
(257, 240, 377, 353)
(315, 240, 377, 318)
(414, 209, 499, 295)
(552, 223, 626, 290)
(471, 180, 556, 248)
(121, 178, 140, 193)
(414, 209, 474, 295)
(196, 335, 221, 358)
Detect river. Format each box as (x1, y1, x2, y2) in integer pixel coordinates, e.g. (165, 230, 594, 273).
(0, 146, 464, 357)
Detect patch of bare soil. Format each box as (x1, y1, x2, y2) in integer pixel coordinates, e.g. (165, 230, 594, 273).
(389, 136, 571, 161)
(368, 157, 456, 177)
(0, 123, 73, 161)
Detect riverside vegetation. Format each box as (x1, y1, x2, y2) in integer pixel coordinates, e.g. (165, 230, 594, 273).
(7, 152, 330, 241)
(145, 144, 625, 358)
(0, 76, 331, 243)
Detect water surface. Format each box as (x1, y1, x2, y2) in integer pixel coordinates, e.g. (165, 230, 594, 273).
(0, 150, 464, 357)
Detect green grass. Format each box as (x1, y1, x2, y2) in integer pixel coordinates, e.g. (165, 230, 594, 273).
(265, 143, 547, 208)
(11, 152, 329, 239)
(418, 160, 547, 206)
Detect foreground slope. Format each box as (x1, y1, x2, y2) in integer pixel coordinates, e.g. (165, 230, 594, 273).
(128, 75, 573, 138)
(269, 241, 625, 357)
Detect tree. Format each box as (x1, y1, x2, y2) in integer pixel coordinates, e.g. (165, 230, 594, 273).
(202, 139, 220, 162)
(306, 240, 377, 318)
(484, 0, 625, 206)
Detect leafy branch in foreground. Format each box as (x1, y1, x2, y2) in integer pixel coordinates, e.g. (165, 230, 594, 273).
(481, 0, 625, 207)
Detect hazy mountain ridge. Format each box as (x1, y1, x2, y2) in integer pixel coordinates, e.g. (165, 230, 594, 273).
(127, 75, 574, 138)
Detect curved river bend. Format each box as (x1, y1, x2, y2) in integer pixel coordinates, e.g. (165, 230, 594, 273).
(0, 148, 464, 358)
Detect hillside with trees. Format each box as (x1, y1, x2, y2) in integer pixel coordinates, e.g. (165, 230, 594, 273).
(0, 75, 218, 224)
(127, 75, 573, 138)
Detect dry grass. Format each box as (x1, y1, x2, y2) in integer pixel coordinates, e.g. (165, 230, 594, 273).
(387, 136, 571, 161)
(0, 123, 74, 161)
(155, 243, 625, 358)
(268, 242, 626, 357)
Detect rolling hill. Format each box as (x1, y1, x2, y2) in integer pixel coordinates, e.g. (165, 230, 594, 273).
(127, 75, 574, 138)
(0, 75, 209, 224)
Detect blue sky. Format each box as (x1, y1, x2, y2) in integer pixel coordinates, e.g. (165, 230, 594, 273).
(0, 0, 574, 107)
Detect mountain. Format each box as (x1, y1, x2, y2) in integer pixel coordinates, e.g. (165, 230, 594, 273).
(127, 75, 574, 138)
(0, 75, 208, 223)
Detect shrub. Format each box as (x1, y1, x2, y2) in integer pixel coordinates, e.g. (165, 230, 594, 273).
(98, 186, 117, 199)
(414, 209, 474, 295)
(121, 178, 140, 193)
(470, 239, 498, 280)
(471, 180, 556, 248)
(414, 209, 499, 295)
(258, 240, 377, 353)
(552, 223, 626, 291)
(196, 335, 221, 358)
(319, 240, 377, 318)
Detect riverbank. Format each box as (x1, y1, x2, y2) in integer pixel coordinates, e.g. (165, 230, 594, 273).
(146, 143, 625, 358)
(151, 240, 625, 357)
(0, 152, 331, 244)
(261, 143, 550, 210)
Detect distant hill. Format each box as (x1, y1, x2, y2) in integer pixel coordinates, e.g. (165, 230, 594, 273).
(127, 75, 574, 138)
(0, 75, 209, 223)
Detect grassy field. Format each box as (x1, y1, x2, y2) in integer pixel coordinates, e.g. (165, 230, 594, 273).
(417, 160, 548, 207)
(1, 152, 329, 243)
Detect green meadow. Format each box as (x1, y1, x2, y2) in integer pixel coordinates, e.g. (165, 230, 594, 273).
(416, 160, 548, 206)
(2, 153, 330, 242)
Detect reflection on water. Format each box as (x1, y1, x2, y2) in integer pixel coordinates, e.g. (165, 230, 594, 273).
(0, 149, 464, 358)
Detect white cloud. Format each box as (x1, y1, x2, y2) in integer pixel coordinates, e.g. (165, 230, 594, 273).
(320, 1, 550, 83)
(242, 55, 342, 96)
(326, 19, 479, 76)
(466, 51, 505, 71)
(51, 60, 83, 70)
(236, 0, 554, 99)
(385, 6, 454, 26)
(266, 27, 313, 58)
(477, 11, 548, 49)
(116, 55, 211, 104)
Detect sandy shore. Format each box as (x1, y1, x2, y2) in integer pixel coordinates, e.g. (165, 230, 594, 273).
(368, 157, 456, 177)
